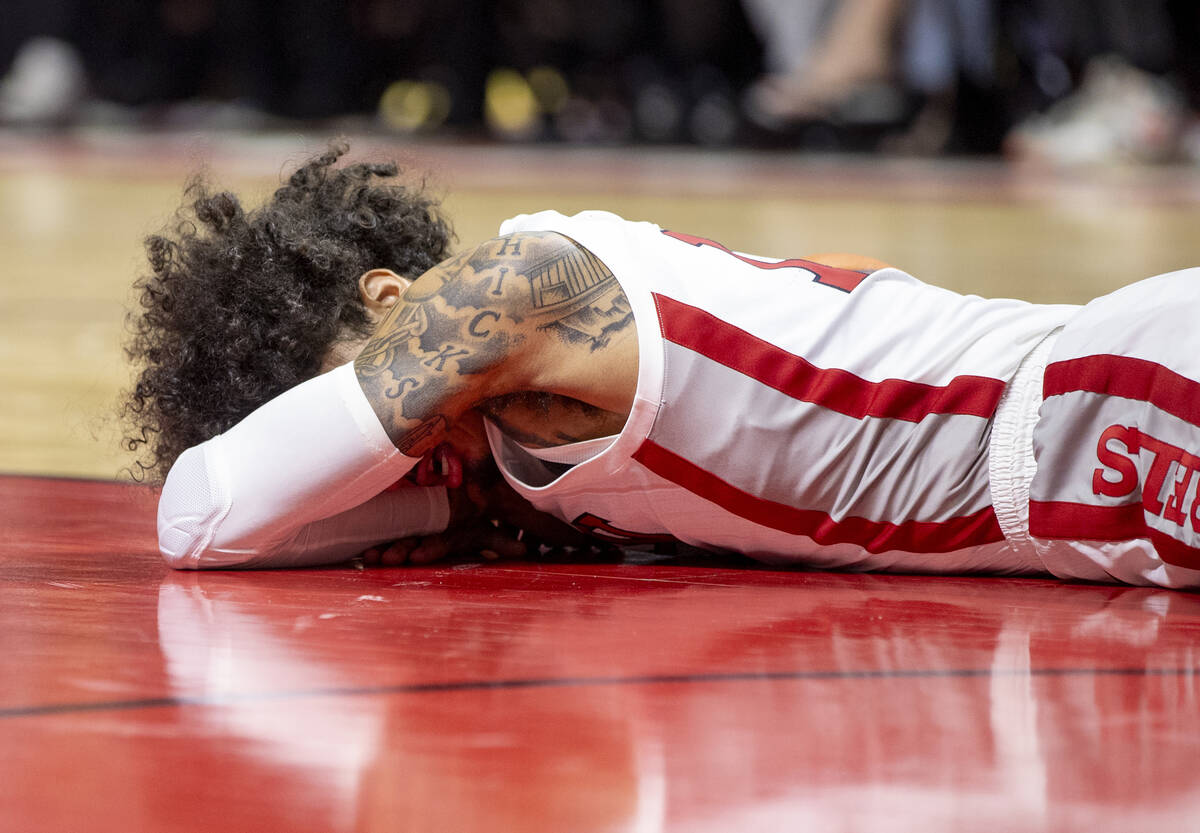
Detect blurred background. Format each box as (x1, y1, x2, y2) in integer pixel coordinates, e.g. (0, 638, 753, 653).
(5, 0, 1200, 480)
(2, 0, 1200, 164)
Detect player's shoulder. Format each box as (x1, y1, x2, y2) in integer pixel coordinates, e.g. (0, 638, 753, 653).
(406, 224, 619, 319)
(498, 209, 638, 238)
(458, 208, 648, 295)
(493, 209, 665, 282)
(457, 227, 596, 286)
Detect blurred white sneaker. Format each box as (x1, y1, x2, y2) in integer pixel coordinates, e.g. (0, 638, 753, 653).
(0, 37, 87, 124)
(1005, 55, 1184, 166)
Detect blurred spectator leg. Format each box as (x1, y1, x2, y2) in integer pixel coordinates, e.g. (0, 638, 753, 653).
(745, 0, 908, 124)
(742, 0, 834, 78)
(887, 0, 1002, 154)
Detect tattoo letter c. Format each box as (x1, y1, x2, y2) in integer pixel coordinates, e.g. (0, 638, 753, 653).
(468, 310, 501, 338)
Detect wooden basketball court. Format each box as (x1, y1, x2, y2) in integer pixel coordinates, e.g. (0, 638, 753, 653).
(3, 132, 1200, 831)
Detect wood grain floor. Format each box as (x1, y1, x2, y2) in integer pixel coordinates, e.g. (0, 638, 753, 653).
(5, 131, 1200, 478)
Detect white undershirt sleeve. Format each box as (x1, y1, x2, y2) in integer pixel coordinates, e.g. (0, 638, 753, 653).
(157, 361, 448, 569)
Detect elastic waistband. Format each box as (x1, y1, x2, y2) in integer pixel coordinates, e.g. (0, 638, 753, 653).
(987, 327, 1062, 553)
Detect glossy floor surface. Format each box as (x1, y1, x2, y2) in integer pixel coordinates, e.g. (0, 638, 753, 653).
(3, 475, 1200, 832)
(5, 134, 1200, 831)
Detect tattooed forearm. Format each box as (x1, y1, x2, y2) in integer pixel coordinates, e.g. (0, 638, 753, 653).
(354, 231, 634, 454)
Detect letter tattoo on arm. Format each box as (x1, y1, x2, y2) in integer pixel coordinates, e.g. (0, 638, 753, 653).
(354, 245, 520, 455)
(354, 232, 633, 455)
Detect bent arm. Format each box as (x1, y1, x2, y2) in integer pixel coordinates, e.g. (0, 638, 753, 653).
(157, 362, 448, 569)
(156, 231, 586, 569)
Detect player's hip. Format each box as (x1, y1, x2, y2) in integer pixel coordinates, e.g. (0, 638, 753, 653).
(1024, 270, 1200, 587)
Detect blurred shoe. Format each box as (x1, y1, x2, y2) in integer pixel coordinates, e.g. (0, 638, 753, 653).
(0, 37, 86, 125)
(1005, 55, 1184, 166)
(744, 72, 906, 129)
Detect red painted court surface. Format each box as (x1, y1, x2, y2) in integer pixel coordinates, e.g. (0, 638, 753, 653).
(3, 474, 1199, 832)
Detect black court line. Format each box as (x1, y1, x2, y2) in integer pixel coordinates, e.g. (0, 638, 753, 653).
(3, 665, 1197, 720)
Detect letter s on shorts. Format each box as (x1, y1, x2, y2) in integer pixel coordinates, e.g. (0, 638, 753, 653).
(1092, 424, 1140, 499)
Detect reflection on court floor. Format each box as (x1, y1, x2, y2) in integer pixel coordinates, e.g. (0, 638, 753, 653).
(3, 476, 1199, 832)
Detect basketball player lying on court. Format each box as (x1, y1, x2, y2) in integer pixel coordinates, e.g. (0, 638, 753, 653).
(129, 144, 1200, 589)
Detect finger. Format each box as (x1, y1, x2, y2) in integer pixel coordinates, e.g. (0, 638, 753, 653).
(429, 443, 464, 489)
(413, 454, 438, 487)
(490, 489, 593, 547)
(410, 525, 524, 564)
(443, 446, 463, 488)
(408, 535, 452, 565)
(475, 527, 527, 560)
(380, 538, 419, 566)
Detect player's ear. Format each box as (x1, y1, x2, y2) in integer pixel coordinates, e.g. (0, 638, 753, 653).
(358, 269, 412, 316)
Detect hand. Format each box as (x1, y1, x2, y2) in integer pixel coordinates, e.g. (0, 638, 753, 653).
(368, 412, 615, 566)
(363, 463, 612, 567)
(361, 521, 528, 566)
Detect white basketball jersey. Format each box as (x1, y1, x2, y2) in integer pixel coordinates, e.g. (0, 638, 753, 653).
(487, 210, 1078, 575)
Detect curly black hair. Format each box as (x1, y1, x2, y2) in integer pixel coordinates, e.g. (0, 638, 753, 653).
(122, 141, 453, 480)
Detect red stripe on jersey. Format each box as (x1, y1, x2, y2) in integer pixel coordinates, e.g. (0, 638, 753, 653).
(1042, 355, 1200, 427)
(1029, 499, 1200, 570)
(660, 229, 869, 292)
(653, 294, 1006, 422)
(1147, 528, 1200, 571)
(1028, 499, 1145, 539)
(633, 439, 1005, 553)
